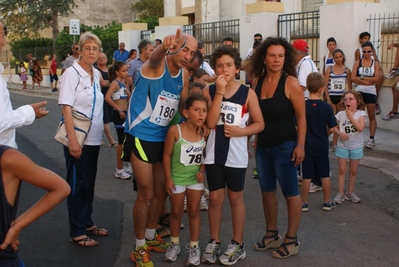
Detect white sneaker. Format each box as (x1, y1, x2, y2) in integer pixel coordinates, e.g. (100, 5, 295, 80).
(365, 138, 375, 149)
(187, 245, 201, 266)
(114, 168, 131, 180)
(200, 198, 208, 211)
(123, 162, 133, 174)
(164, 243, 181, 262)
(334, 193, 345, 204)
(204, 188, 210, 200)
(385, 68, 398, 79)
(218, 241, 246, 265)
(382, 111, 399, 121)
(309, 183, 322, 193)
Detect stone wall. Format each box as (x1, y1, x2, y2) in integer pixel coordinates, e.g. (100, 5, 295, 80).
(58, 0, 138, 28)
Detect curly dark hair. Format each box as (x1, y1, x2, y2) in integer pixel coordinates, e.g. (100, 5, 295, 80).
(247, 37, 297, 79)
(209, 45, 241, 70)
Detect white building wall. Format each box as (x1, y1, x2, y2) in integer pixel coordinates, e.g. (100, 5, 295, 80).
(182, 0, 195, 8)
(164, 0, 177, 17)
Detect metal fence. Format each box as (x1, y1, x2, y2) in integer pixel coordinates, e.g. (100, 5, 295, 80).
(183, 19, 240, 58)
(141, 29, 154, 40)
(278, 11, 320, 69)
(367, 12, 399, 71)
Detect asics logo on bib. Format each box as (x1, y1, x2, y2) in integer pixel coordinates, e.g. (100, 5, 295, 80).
(160, 90, 180, 100)
(342, 120, 351, 127)
(185, 146, 203, 153)
(221, 103, 238, 112)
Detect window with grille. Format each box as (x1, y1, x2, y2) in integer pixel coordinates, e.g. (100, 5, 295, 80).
(302, 0, 323, 12)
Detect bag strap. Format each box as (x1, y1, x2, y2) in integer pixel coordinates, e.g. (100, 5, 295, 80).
(71, 65, 96, 121)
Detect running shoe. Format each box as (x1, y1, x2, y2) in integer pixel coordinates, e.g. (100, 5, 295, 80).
(382, 111, 399, 121)
(187, 245, 201, 266)
(201, 240, 221, 264)
(146, 233, 170, 252)
(365, 138, 375, 149)
(115, 168, 131, 180)
(253, 168, 258, 179)
(385, 68, 399, 79)
(200, 198, 208, 211)
(345, 191, 361, 203)
(322, 201, 337, 211)
(123, 162, 133, 174)
(302, 203, 309, 212)
(309, 183, 322, 193)
(164, 243, 180, 262)
(130, 244, 153, 267)
(334, 193, 345, 204)
(218, 240, 246, 266)
(375, 103, 382, 115)
(204, 188, 210, 200)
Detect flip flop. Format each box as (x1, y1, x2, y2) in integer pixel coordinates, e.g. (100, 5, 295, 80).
(156, 226, 170, 238)
(86, 226, 108, 236)
(108, 142, 117, 148)
(70, 236, 98, 247)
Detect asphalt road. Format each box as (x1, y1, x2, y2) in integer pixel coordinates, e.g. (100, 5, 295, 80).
(9, 93, 399, 267)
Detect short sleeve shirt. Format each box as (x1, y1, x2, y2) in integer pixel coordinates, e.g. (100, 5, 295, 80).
(58, 61, 104, 145)
(296, 55, 318, 98)
(113, 49, 129, 63)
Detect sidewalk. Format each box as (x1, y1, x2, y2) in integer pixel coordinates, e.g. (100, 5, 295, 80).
(7, 81, 399, 166)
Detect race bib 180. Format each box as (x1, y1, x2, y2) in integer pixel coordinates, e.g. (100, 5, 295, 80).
(149, 93, 179, 126)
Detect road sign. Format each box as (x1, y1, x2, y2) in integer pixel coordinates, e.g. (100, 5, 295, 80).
(70, 19, 80, 35)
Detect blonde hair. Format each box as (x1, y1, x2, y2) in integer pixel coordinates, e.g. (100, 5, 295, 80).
(78, 32, 102, 51)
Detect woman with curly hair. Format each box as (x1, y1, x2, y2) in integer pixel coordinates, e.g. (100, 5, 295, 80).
(248, 37, 305, 259)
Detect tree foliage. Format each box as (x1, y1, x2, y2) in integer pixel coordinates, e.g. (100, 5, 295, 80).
(0, 0, 79, 44)
(131, 0, 164, 29)
(9, 22, 122, 65)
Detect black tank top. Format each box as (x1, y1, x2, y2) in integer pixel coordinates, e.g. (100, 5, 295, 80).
(255, 74, 297, 147)
(96, 67, 110, 96)
(0, 145, 21, 267)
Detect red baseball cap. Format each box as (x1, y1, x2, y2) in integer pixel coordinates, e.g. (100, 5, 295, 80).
(292, 39, 309, 53)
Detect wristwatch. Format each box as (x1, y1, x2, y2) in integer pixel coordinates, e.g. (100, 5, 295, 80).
(360, 75, 364, 80)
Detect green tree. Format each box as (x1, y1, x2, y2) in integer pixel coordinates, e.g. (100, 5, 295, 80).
(0, 0, 79, 45)
(131, 0, 164, 29)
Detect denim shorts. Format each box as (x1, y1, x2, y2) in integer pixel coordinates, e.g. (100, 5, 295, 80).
(335, 146, 363, 160)
(256, 140, 299, 197)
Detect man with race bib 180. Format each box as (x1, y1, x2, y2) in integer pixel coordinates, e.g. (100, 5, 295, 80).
(123, 29, 198, 267)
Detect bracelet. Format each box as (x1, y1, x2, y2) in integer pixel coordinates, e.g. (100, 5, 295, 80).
(200, 171, 206, 176)
(215, 91, 224, 96)
(297, 144, 305, 148)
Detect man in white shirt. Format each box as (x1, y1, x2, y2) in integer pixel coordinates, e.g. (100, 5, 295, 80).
(0, 22, 49, 148)
(293, 39, 318, 99)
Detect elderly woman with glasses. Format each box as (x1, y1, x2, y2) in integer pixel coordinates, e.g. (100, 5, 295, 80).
(58, 32, 107, 247)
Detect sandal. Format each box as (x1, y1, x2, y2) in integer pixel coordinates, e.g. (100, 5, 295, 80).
(156, 226, 170, 238)
(158, 213, 184, 229)
(108, 142, 117, 148)
(272, 235, 300, 259)
(70, 236, 98, 247)
(254, 230, 282, 251)
(86, 226, 109, 236)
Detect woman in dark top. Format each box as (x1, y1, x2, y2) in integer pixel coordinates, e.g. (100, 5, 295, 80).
(96, 52, 117, 147)
(247, 37, 306, 259)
